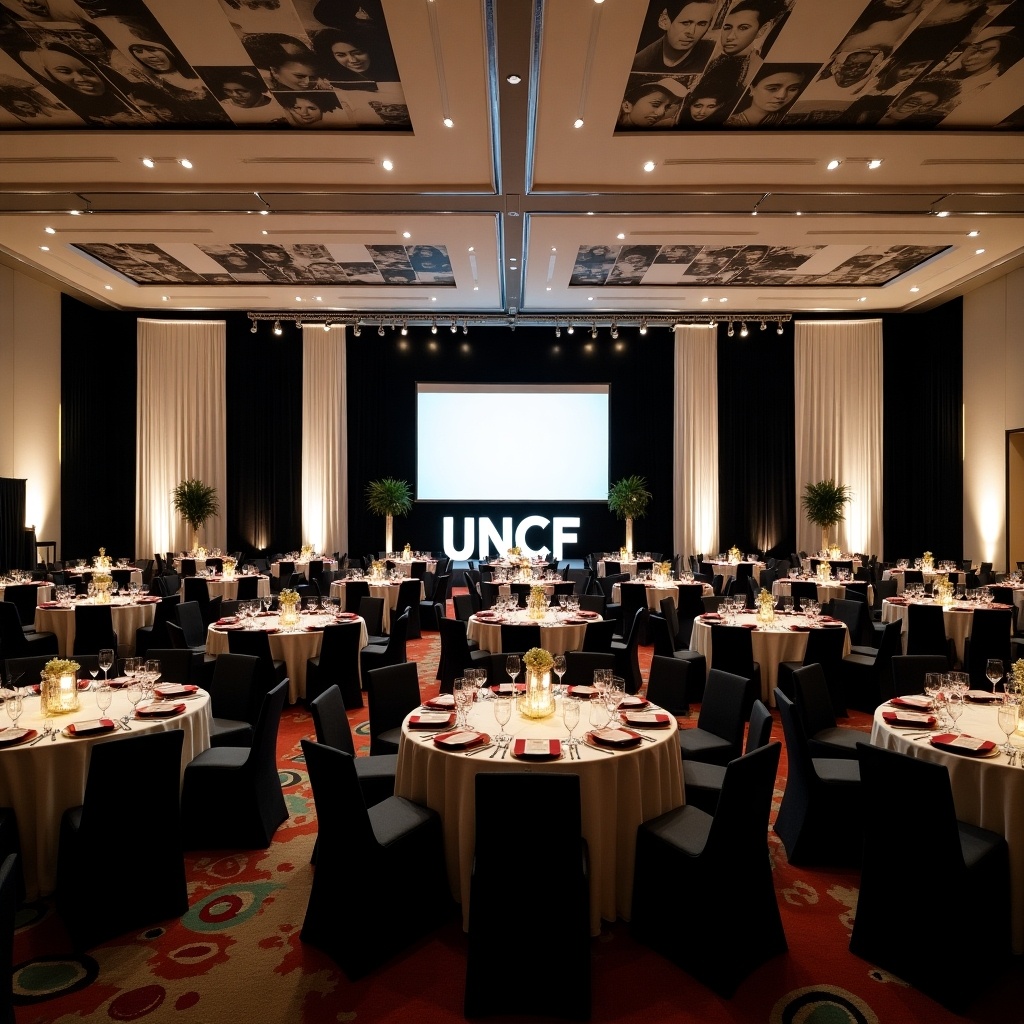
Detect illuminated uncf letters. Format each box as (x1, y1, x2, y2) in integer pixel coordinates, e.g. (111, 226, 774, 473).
(442, 516, 580, 561)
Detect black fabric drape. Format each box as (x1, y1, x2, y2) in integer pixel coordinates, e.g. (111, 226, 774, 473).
(716, 324, 796, 560)
(882, 301, 963, 562)
(226, 315, 302, 556)
(0, 478, 27, 570)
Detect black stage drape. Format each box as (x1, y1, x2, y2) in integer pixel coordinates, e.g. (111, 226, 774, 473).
(716, 324, 796, 560)
(0, 478, 27, 570)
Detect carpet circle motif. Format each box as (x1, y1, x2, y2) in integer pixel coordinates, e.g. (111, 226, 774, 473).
(184, 881, 282, 933)
(13, 953, 98, 1003)
(278, 768, 303, 787)
(770, 985, 878, 1024)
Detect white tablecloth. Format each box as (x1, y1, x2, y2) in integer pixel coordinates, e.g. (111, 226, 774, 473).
(883, 569, 968, 595)
(205, 614, 368, 703)
(270, 559, 337, 579)
(689, 612, 850, 705)
(395, 695, 684, 936)
(466, 611, 592, 655)
(871, 702, 1024, 953)
(0, 583, 53, 605)
(880, 598, 982, 663)
(0, 687, 211, 899)
(388, 559, 436, 578)
(328, 579, 422, 633)
(611, 581, 713, 610)
(708, 561, 764, 583)
(34, 599, 158, 658)
(195, 575, 271, 601)
(772, 580, 874, 606)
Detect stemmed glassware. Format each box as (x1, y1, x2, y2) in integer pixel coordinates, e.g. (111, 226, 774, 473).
(454, 677, 471, 729)
(987, 659, 1005, 693)
(505, 654, 520, 693)
(606, 675, 625, 723)
(5, 693, 23, 730)
(552, 655, 566, 699)
(125, 681, 143, 723)
(95, 684, 113, 719)
(997, 700, 1018, 756)
(562, 696, 580, 751)
(98, 648, 114, 683)
(492, 696, 512, 745)
(946, 691, 964, 734)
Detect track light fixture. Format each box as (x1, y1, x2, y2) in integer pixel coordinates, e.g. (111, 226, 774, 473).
(353, 324, 361, 336)
(400, 320, 408, 336)
(639, 318, 647, 336)
(450, 322, 458, 333)
(273, 320, 282, 336)
(591, 325, 598, 339)
(250, 322, 257, 334)
(777, 324, 784, 335)
(555, 325, 561, 338)
(567, 323, 574, 334)
(378, 325, 385, 336)
(760, 320, 767, 331)
(431, 320, 437, 335)
(462, 323, 468, 335)
(323, 322, 331, 331)
(740, 321, 749, 338)
(727, 322, 735, 337)
(610, 322, 619, 339)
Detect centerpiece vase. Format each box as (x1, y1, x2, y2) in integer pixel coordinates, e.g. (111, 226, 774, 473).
(41, 672, 80, 716)
(519, 669, 555, 719)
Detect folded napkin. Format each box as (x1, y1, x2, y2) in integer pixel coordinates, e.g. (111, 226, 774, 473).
(262, 627, 280, 634)
(965, 690, 1002, 704)
(620, 696, 649, 709)
(819, 615, 839, 622)
(700, 612, 722, 620)
(511, 738, 562, 760)
(890, 695, 933, 711)
(65, 718, 116, 736)
(0, 728, 35, 746)
(336, 612, 358, 620)
(433, 729, 488, 750)
(423, 694, 456, 710)
(39, 601, 59, 608)
(490, 683, 525, 695)
(577, 610, 600, 619)
(135, 702, 186, 718)
(566, 685, 598, 699)
(882, 709, 937, 728)
(154, 683, 198, 699)
(475, 612, 498, 620)
(622, 711, 672, 728)
(929, 733, 997, 756)
(740, 622, 758, 630)
(887, 597, 908, 605)
(216, 624, 244, 631)
(257, 611, 275, 617)
(216, 616, 239, 625)
(408, 712, 456, 729)
(789, 624, 811, 632)
(563, 618, 588, 625)
(588, 726, 642, 749)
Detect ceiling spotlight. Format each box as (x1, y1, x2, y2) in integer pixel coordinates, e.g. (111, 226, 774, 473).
(617, 233, 625, 240)
(610, 323, 619, 339)
(967, 230, 980, 237)
(462, 324, 468, 335)
(708, 320, 716, 329)
(826, 159, 841, 170)
(591, 325, 598, 340)
(555, 325, 561, 338)
(739, 322, 749, 337)
(936, 210, 950, 218)
(378, 325, 385, 336)
(776, 324, 784, 335)
(450, 322, 457, 333)
(273, 320, 282, 336)
(639, 319, 647, 336)
(141, 157, 154, 168)
(910, 286, 920, 293)
(44, 226, 55, 234)
(178, 158, 193, 169)
(381, 158, 394, 171)
(567, 324, 574, 334)
(323, 322, 330, 332)
(506, 74, 522, 84)
(259, 209, 269, 215)
(39, 246, 49, 251)
(442, 116, 454, 128)
(643, 160, 656, 173)
(727, 322, 735, 338)
(353, 324, 361, 336)
(867, 158, 883, 170)
(69, 209, 82, 216)
(760, 320, 767, 331)
(975, 248, 986, 255)
(573, 117, 584, 128)
(250, 322, 257, 334)
(400, 321, 408, 336)
(431, 320, 437, 334)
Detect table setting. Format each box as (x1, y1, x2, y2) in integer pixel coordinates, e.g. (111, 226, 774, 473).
(467, 596, 600, 655)
(34, 592, 159, 657)
(880, 589, 1009, 662)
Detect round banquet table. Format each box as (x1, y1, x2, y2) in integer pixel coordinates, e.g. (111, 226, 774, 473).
(328, 579, 422, 633)
(394, 694, 683, 936)
(707, 560, 764, 583)
(466, 610, 595, 655)
(205, 613, 368, 703)
(270, 558, 337, 579)
(883, 568, 968, 595)
(596, 559, 655, 579)
(0, 686, 211, 900)
(772, 579, 874, 606)
(871, 701, 1024, 953)
(688, 611, 851, 705)
(387, 559, 436, 578)
(34, 597, 158, 657)
(64, 568, 143, 589)
(195, 574, 271, 601)
(0, 582, 53, 605)
(880, 597, 990, 663)
(611, 580, 713, 610)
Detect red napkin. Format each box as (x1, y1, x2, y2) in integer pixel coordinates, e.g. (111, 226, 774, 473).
(578, 610, 599, 619)
(890, 695, 933, 711)
(740, 623, 758, 630)
(489, 683, 525, 695)
(882, 709, 937, 728)
(39, 601, 60, 608)
(566, 685, 598, 699)
(336, 612, 358, 620)
(511, 738, 562, 760)
(423, 694, 456, 710)
(262, 627, 280, 634)
(700, 612, 722, 620)
(564, 618, 588, 625)
(257, 611, 275, 617)
(135, 702, 186, 718)
(929, 733, 997, 756)
(408, 712, 456, 729)
(622, 711, 672, 728)
(887, 598, 908, 605)
(588, 727, 643, 749)
(965, 690, 1002, 704)
(620, 696, 649, 709)
(65, 718, 116, 736)
(790, 624, 811, 631)
(0, 728, 36, 746)
(434, 729, 489, 750)
(216, 616, 238, 625)
(154, 683, 198, 698)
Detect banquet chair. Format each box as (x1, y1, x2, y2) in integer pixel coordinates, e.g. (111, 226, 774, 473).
(562, 651, 615, 687)
(365, 660, 421, 755)
(747, 573, 765, 609)
(179, 558, 197, 577)
(183, 576, 219, 626)
(342, 579, 369, 615)
(851, 742, 1010, 1012)
(234, 574, 260, 601)
(963, 606, 1013, 688)
(466, 579, 483, 614)
(142, 648, 194, 687)
(305, 559, 324, 583)
(153, 571, 180, 598)
(72, 604, 117, 657)
(567, 568, 592, 595)
(0, 853, 16, 1023)
(154, 553, 166, 576)
(465, 772, 589, 1020)
(56, 729, 187, 949)
(394, 578, 422, 639)
(437, 616, 490, 694)
(682, 699, 773, 814)
(300, 740, 453, 980)
(360, 608, 409, 680)
(500, 622, 542, 653)
(181, 679, 289, 849)
(789, 663, 862, 759)
(901, 569, 924, 586)
(602, 560, 621, 577)
(839, 619, 903, 712)
(204, 557, 223, 574)
(788, 579, 819, 612)
(478, 580, 502, 610)
(611, 606, 649, 694)
(890, 654, 951, 697)
(306, 620, 364, 709)
(577, 593, 607, 618)
(226, 627, 288, 692)
(773, 689, 862, 867)
(618, 583, 650, 643)
(453, 593, 474, 623)
(711, 573, 725, 596)
(632, 740, 785, 998)
(905, 602, 953, 662)
(830, 598, 879, 650)
(646, 612, 707, 686)
(277, 560, 295, 580)
(580, 617, 615, 653)
(204, 652, 260, 747)
(0, 602, 58, 682)
(707, 625, 761, 714)
(175, 600, 209, 651)
(598, 572, 629, 630)
(110, 568, 134, 590)
(676, 669, 754, 765)
(775, 622, 848, 715)
(645, 654, 693, 716)
(309, 685, 396, 809)
(548, 581, 576, 606)
(420, 572, 449, 631)
(135, 594, 179, 659)
(674, 587, 706, 646)
(870, 577, 897, 620)
(2, 584, 41, 634)
(165, 619, 216, 686)
(356, 597, 386, 643)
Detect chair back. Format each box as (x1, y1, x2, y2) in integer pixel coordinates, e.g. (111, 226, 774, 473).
(395, 578, 422, 638)
(696, 669, 751, 755)
(246, 679, 289, 774)
(72, 604, 117, 656)
(675, 586, 705, 645)
(309, 684, 356, 756)
(308, 621, 363, 705)
(208, 652, 260, 723)
(234, 575, 259, 601)
(598, 572, 629, 601)
(704, 741, 782, 861)
(789, 580, 819, 611)
(616, 606, 649, 693)
(0, 602, 30, 658)
(366, 661, 421, 754)
(277, 560, 295, 578)
(831, 598, 874, 647)
(647, 611, 677, 658)
(618, 583, 649, 636)
(438, 616, 477, 692)
(301, 739, 377, 855)
(343, 579, 370, 615)
(906, 602, 950, 658)
(578, 593, 606, 618)
(708, 624, 756, 678)
(791, 662, 838, 738)
(142, 648, 194, 685)
(801, 622, 847, 695)
(226, 628, 280, 692)
(2, 584, 38, 627)
(645, 655, 690, 716)
(179, 558, 197, 577)
(562, 650, 615, 687)
(746, 699, 774, 753)
(658, 597, 682, 647)
(890, 654, 951, 696)
(500, 622, 542, 652)
(175, 600, 207, 648)
(566, 568, 592, 595)
(356, 596, 385, 638)
(965, 607, 1013, 687)
(453, 593, 474, 622)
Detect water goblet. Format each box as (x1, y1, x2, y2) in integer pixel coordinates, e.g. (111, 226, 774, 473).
(493, 696, 512, 744)
(997, 700, 1017, 756)
(987, 659, 1005, 693)
(125, 680, 144, 722)
(5, 693, 23, 730)
(552, 654, 566, 698)
(95, 684, 113, 719)
(505, 654, 520, 692)
(146, 659, 161, 696)
(454, 677, 470, 728)
(562, 696, 580, 750)
(946, 691, 964, 734)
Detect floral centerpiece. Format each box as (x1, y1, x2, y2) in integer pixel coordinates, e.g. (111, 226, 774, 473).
(369, 559, 386, 581)
(93, 547, 112, 570)
(91, 571, 113, 603)
(278, 587, 301, 626)
(222, 555, 237, 578)
(1011, 659, 1024, 697)
(41, 657, 81, 716)
(922, 551, 935, 571)
(756, 587, 775, 625)
(300, 543, 315, 560)
(933, 575, 954, 607)
(620, 546, 631, 561)
(520, 647, 556, 719)
(193, 545, 208, 559)
(527, 583, 548, 620)
(402, 543, 412, 561)
(508, 546, 521, 559)
(817, 560, 831, 582)
(728, 546, 742, 564)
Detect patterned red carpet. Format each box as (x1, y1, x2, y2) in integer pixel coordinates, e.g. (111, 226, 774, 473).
(10, 617, 1022, 1023)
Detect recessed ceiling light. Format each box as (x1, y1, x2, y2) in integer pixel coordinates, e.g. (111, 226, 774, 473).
(867, 159, 883, 170)
(431, 296, 437, 301)
(719, 297, 727, 302)
(826, 159, 841, 170)
(936, 210, 949, 217)
(586, 211, 594, 216)
(141, 157, 154, 168)
(587, 296, 593, 301)
(259, 209, 269, 215)
(506, 74, 522, 84)
(261, 230, 268, 235)
(473, 286, 478, 291)
(39, 245, 49, 251)
(442, 117, 454, 128)
(751, 210, 757, 216)
(295, 296, 302, 302)
(967, 230, 979, 237)
(550, 247, 556, 252)
(402, 231, 411, 239)
(573, 117, 584, 128)
(468, 246, 475, 252)
(44, 226, 55, 234)
(381, 158, 394, 171)
(69, 209, 82, 216)
(910, 286, 920, 292)
(616, 233, 625, 240)
(858, 296, 867, 302)
(104, 284, 112, 290)
(546, 286, 551, 291)
(643, 160, 656, 172)
(178, 158, 193, 169)
(161, 295, 168, 301)
(701, 297, 709, 303)
(795, 211, 802, 216)
(975, 248, 986, 255)
(315, 295, 322, 301)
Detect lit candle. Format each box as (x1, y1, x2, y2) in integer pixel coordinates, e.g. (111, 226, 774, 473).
(60, 673, 75, 710)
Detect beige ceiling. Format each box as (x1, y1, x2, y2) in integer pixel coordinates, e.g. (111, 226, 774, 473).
(0, 0, 1022, 320)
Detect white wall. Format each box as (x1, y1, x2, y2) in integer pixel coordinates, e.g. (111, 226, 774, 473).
(962, 266, 1024, 571)
(0, 266, 62, 560)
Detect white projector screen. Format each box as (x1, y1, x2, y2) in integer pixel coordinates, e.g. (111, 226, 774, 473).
(417, 383, 609, 501)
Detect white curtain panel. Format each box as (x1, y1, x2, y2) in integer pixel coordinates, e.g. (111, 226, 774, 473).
(136, 319, 227, 559)
(301, 325, 348, 559)
(674, 325, 719, 560)
(794, 320, 884, 559)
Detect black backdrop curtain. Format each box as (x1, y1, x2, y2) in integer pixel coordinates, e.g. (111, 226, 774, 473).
(716, 325, 796, 559)
(0, 478, 27, 570)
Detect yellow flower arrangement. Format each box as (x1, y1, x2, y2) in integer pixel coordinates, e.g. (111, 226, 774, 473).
(300, 543, 315, 560)
(728, 546, 742, 563)
(222, 556, 237, 574)
(817, 560, 831, 580)
(93, 547, 112, 569)
(922, 550, 935, 571)
(508, 546, 522, 557)
(43, 657, 80, 680)
(660, 560, 672, 575)
(1012, 659, 1024, 694)
(523, 647, 554, 673)
(279, 588, 300, 610)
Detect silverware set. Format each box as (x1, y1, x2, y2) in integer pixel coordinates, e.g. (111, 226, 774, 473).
(488, 735, 513, 758)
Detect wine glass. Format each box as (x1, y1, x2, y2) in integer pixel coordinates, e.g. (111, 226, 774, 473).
(987, 659, 1005, 693)
(95, 683, 113, 719)
(87, 665, 99, 690)
(145, 659, 161, 700)
(552, 654, 566, 698)
(5, 693, 23, 730)
(607, 675, 625, 721)
(946, 691, 964, 734)
(997, 700, 1017, 756)
(505, 654, 520, 693)
(492, 696, 512, 744)
(562, 697, 581, 751)
(98, 648, 114, 683)
(125, 680, 143, 721)
(454, 677, 470, 728)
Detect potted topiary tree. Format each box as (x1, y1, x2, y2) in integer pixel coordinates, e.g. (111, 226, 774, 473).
(801, 479, 852, 553)
(607, 475, 652, 554)
(365, 478, 413, 554)
(171, 478, 220, 552)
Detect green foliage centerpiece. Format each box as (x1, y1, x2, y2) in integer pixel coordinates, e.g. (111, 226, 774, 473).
(607, 475, 651, 555)
(800, 479, 852, 554)
(172, 478, 221, 552)
(365, 478, 413, 554)
(520, 647, 556, 719)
